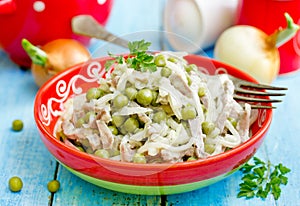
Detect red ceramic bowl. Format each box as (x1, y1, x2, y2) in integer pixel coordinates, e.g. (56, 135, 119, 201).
(34, 54, 272, 195)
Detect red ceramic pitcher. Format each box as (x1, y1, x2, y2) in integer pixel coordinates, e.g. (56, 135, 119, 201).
(0, 0, 114, 68)
(236, 0, 300, 75)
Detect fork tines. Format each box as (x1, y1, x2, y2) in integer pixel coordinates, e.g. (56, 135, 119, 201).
(236, 81, 288, 91)
(234, 88, 286, 97)
(233, 80, 288, 109)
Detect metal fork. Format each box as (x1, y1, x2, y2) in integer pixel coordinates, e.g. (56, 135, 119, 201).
(228, 75, 288, 109)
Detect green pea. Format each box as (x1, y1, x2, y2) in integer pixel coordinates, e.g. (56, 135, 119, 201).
(81, 139, 90, 148)
(151, 90, 159, 106)
(99, 83, 110, 93)
(154, 54, 166, 67)
(187, 156, 197, 161)
(225, 147, 231, 152)
(12, 119, 23, 131)
(153, 111, 167, 123)
(198, 87, 206, 97)
(185, 64, 197, 73)
(110, 148, 121, 157)
(113, 94, 129, 109)
(47, 180, 60, 193)
(167, 57, 177, 63)
(75, 118, 85, 128)
(133, 153, 147, 164)
(8, 176, 23, 192)
(58, 131, 67, 141)
(125, 87, 137, 100)
(108, 125, 119, 135)
(136, 88, 153, 106)
(228, 117, 237, 128)
(201, 105, 207, 114)
(161, 104, 173, 115)
(160, 67, 172, 77)
(186, 75, 192, 86)
(202, 121, 215, 135)
(119, 125, 128, 135)
(85, 147, 94, 154)
(204, 144, 215, 154)
(94, 149, 110, 159)
(181, 106, 197, 120)
(86, 87, 103, 101)
(76, 146, 85, 152)
(112, 115, 126, 127)
(84, 111, 96, 123)
(123, 117, 139, 133)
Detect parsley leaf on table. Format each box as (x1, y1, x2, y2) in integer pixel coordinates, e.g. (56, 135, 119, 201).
(238, 157, 291, 200)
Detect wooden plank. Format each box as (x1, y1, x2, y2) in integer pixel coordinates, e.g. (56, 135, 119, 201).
(52, 166, 162, 206)
(259, 74, 300, 206)
(0, 57, 57, 206)
(165, 146, 274, 206)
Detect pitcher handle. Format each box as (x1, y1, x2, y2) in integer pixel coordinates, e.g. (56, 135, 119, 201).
(0, 0, 16, 14)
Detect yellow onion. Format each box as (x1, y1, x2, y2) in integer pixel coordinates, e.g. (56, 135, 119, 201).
(22, 39, 91, 87)
(214, 13, 299, 84)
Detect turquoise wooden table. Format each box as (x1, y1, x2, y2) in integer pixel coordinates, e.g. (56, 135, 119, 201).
(1, 1, 300, 205)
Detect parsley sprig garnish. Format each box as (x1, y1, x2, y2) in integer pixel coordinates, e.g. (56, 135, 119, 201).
(238, 157, 291, 200)
(104, 40, 156, 72)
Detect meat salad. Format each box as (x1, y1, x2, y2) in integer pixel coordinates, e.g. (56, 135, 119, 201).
(55, 45, 258, 164)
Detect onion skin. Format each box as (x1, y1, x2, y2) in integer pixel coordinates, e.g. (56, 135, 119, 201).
(214, 25, 280, 84)
(24, 39, 90, 87)
(31, 64, 53, 88)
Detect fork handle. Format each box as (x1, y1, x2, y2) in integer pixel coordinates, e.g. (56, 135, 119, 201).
(71, 15, 129, 48)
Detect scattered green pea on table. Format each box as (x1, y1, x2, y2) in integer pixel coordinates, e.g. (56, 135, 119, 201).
(12, 119, 23, 131)
(47, 180, 60, 193)
(8, 176, 23, 192)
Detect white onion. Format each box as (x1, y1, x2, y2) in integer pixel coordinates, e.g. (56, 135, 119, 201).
(214, 13, 299, 84)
